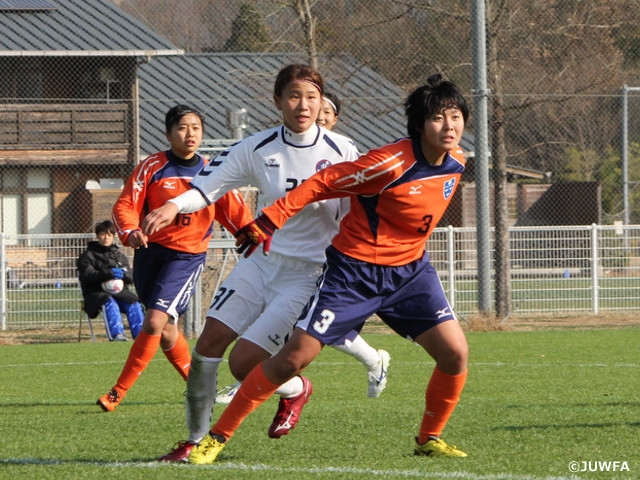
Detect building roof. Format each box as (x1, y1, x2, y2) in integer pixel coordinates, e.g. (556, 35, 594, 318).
(0, 0, 181, 56)
(137, 52, 404, 155)
(0, 1, 474, 159)
(138, 52, 475, 156)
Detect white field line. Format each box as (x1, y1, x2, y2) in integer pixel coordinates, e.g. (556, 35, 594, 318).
(0, 458, 582, 480)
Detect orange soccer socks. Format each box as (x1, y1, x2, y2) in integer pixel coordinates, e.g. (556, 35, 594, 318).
(211, 364, 279, 440)
(418, 366, 468, 443)
(163, 331, 191, 381)
(112, 331, 161, 398)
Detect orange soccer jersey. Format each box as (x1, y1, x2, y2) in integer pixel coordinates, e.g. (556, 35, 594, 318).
(263, 138, 465, 266)
(113, 150, 250, 253)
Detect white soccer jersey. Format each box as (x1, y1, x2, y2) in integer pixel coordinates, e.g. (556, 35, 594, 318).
(190, 124, 359, 263)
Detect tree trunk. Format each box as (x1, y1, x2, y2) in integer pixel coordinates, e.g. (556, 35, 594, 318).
(491, 88, 512, 319)
(292, 0, 318, 69)
(487, 1, 511, 319)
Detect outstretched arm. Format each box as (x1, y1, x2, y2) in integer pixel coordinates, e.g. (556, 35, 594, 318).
(141, 189, 207, 236)
(236, 149, 401, 257)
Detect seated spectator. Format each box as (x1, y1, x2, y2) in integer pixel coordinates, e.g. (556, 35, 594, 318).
(77, 220, 144, 341)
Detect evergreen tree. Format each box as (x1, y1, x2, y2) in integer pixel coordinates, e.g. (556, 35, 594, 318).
(223, 3, 271, 52)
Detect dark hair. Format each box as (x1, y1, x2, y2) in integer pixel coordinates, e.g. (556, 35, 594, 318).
(273, 64, 324, 97)
(404, 74, 469, 140)
(323, 92, 341, 116)
(95, 220, 115, 236)
(165, 104, 204, 133)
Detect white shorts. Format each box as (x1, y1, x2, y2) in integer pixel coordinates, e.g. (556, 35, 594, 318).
(205, 251, 324, 356)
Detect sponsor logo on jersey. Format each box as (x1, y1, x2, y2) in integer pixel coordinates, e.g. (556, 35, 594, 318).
(316, 159, 332, 171)
(265, 158, 280, 167)
(443, 178, 456, 199)
(163, 180, 177, 189)
(409, 185, 423, 195)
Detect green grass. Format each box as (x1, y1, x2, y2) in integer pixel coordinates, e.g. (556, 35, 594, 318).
(0, 330, 638, 479)
(6, 286, 81, 326)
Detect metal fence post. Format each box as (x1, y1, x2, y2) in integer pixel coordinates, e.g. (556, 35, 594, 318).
(471, 0, 492, 313)
(447, 225, 456, 308)
(591, 224, 599, 315)
(622, 85, 640, 227)
(1, 233, 5, 331)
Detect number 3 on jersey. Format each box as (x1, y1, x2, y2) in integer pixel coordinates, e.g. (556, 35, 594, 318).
(418, 214, 433, 234)
(313, 309, 335, 334)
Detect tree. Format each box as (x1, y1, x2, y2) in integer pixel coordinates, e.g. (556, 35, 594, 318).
(563, 142, 640, 224)
(113, 0, 640, 317)
(288, 0, 318, 68)
(483, 0, 636, 318)
(222, 3, 271, 52)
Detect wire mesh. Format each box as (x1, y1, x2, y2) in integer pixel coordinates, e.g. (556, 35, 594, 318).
(2, 0, 640, 340)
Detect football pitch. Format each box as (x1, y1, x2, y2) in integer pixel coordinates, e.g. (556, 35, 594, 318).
(0, 328, 638, 479)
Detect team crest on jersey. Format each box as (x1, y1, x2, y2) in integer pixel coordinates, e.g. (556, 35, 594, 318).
(443, 178, 456, 199)
(316, 159, 332, 171)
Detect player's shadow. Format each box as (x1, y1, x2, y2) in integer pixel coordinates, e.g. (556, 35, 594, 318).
(503, 400, 640, 409)
(0, 399, 181, 410)
(497, 420, 640, 432)
(495, 400, 640, 431)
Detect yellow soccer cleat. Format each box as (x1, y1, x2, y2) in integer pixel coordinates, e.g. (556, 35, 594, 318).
(414, 437, 467, 457)
(188, 433, 226, 465)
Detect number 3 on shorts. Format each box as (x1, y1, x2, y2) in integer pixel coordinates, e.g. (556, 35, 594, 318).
(313, 309, 335, 334)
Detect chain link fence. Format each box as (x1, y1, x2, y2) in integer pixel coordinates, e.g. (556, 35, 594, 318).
(2, 0, 640, 341)
(3, 223, 640, 342)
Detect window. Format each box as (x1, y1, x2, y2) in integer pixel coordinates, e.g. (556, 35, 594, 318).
(0, 168, 51, 242)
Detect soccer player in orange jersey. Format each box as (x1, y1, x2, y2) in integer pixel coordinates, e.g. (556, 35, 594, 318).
(187, 73, 470, 462)
(143, 65, 392, 463)
(96, 105, 251, 412)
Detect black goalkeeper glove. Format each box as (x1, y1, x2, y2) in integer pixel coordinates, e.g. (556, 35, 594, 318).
(234, 213, 277, 258)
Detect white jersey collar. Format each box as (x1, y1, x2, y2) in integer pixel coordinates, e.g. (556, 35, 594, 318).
(281, 124, 320, 147)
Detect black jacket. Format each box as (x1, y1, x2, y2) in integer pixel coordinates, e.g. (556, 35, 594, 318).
(77, 241, 139, 318)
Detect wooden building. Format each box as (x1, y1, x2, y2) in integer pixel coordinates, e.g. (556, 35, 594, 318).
(0, 0, 181, 235)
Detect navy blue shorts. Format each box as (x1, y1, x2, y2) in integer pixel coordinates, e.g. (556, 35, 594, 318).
(133, 243, 206, 321)
(296, 245, 456, 344)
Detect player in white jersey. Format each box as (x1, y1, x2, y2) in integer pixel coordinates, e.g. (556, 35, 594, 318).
(143, 64, 390, 463)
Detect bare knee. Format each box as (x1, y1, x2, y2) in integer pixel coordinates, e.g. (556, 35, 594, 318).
(159, 320, 179, 350)
(262, 330, 323, 385)
(269, 347, 313, 382)
(194, 317, 238, 358)
(228, 340, 270, 381)
(437, 342, 468, 374)
(141, 309, 169, 336)
(417, 321, 469, 375)
(141, 309, 174, 348)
